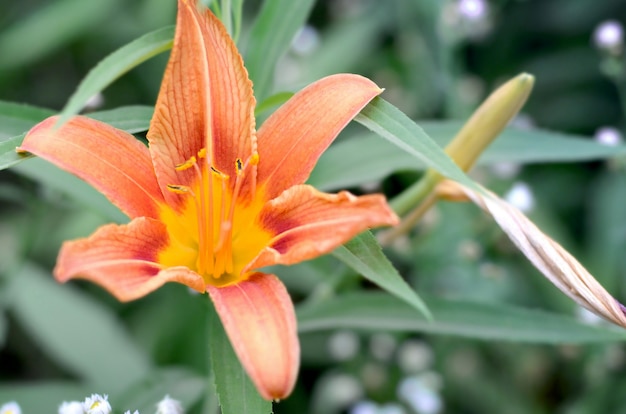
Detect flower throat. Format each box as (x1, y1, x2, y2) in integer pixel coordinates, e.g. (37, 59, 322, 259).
(167, 148, 259, 280)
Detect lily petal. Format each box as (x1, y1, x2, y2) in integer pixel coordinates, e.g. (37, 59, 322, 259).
(256, 74, 382, 200)
(207, 273, 299, 400)
(18, 116, 164, 219)
(249, 185, 399, 270)
(55, 217, 205, 301)
(148, 0, 255, 209)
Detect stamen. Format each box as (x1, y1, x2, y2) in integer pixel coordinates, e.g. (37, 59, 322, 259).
(211, 165, 229, 179)
(175, 156, 197, 171)
(166, 184, 194, 195)
(250, 152, 260, 166)
(167, 148, 261, 281)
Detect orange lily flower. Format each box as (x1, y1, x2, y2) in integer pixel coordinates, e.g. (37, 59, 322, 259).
(18, 0, 398, 401)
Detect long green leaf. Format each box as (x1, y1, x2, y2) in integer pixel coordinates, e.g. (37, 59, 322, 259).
(88, 105, 154, 133)
(354, 97, 477, 189)
(311, 116, 625, 191)
(0, 101, 55, 140)
(245, 0, 315, 101)
(332, 231, 431, 319)
(7, 263, 152, 389)
(0, 0, 121, 70)
(297, 292, 626, 343)
(12, 158, 126, 223)
(0, 102, 56, 169)
(209, 302, 272, 414)
(57, 26, 174, 125)
(0, 105, 156, 171)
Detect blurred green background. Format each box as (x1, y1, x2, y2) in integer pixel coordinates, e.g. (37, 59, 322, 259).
(2, 0, 626, 413)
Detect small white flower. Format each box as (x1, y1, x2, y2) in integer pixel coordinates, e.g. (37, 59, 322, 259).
(123, 411, 139, 414)
(83, 394, 112, 414)
(398, 375, 443, 414)
(0, 402, 21, 414)
(594, 126, 623, 146)
(504, 182, 534, 213)
(59, 401, 85, 414)
(593, 20, 624, 53)
(328, 330, 360, 361)
(458, 0, 488, 21)
(349, 400, 378, 414)
(291, 25, 320, 56)
(82, 93, 105, 111)
(156, 395, 183, 414)
(396, 339, 433, 374)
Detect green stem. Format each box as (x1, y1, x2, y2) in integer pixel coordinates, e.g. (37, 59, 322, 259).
(390, 170, 440, 216)
(221, 0, 233, 37)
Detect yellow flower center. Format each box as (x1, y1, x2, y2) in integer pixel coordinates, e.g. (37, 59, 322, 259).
(159, 148, 270, 287)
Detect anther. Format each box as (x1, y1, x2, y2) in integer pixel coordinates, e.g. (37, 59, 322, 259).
(197, 148, 207, 158)
(166, 184, 193, 195)
(175, 156, 197, 171)
(235, 158, 243, 175)
(211, 165, 229, 179)
(250, 152, 260, 166)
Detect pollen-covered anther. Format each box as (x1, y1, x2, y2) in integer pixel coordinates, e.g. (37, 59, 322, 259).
(211, 165, 229, 179)
(175, 155, 197, 171)
(250, 152, 260, 166)
(166, 184, 194, 195)
(235, 158, 244, 175)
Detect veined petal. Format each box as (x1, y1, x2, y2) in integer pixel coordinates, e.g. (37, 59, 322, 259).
(248, 185, 399, 270)
(18, 116, 164, 219)
(55, 217, 205, 301)
(256, 74, 382, 200)
(148, 0, 255, 209)
(207, 273, 299, 400)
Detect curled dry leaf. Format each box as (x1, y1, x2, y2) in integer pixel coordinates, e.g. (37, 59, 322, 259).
(437, 180, 626, 328)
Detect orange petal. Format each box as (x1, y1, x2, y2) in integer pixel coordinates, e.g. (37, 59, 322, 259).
(55, 217, 205, 301)
(18, 116, 164, 219)
(256, 74, 382, 200)
(148, 0, 256, 209)
(207, 273, 299, 400)
(249, 185, 399, 270)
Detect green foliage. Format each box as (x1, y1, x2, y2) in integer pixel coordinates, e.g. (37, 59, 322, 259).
(298, 292, 626, 343)
(332, 231, 431, 319)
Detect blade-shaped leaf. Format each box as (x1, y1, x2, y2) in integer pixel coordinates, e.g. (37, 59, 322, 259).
(88, 105, 154, 133)
(7, 263, 151, 389)
(57, 26, 174, 125)
(354, 97, 477, 189)
(12, 158, 126, 222)
(208, 302, 272, 414)
(245, 0, 315, 101)
(0, 101, 55, 140)
(1, 134, 29, 170)
(297, 292, 626, 343)
(421, 120, 626, 163)
(1, 105, 155, 171)
(0, 0, 121, 70)
(332, 231, 431, 319)
(310, 119, 625, 191)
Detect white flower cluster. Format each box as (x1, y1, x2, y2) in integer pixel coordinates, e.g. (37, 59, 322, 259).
(0, 394, 183, 414)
